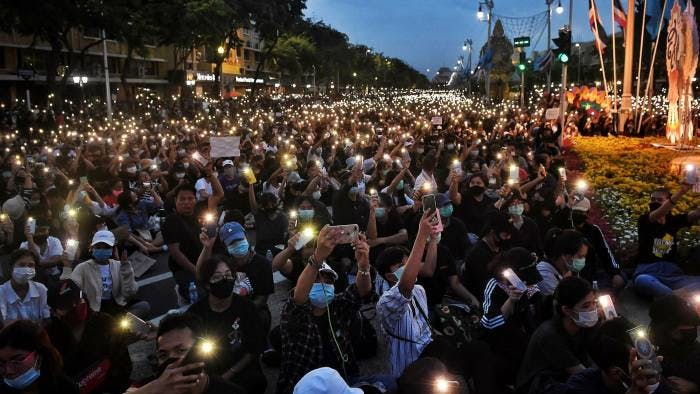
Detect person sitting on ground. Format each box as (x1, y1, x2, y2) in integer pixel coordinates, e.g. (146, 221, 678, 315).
(19, 217, 64, 284)
(0, 250, 50, 324)
(536, 229, 589, 296)
(633, 184, 700, 298)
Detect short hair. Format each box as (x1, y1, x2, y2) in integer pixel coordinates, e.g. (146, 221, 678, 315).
(651, 188, 671, 199)
(10, 249, 39, 267)
(197, 255, 232, 286)
(0, 320, 63, 378)
(588, 317, 635, 371)
(156, 312, 203, 342)
(467, 172, 487, 185)
(376, 246, 409, 277)
(552, 229, 588, 260)
(421, 154, 437, 172)
(554, 276, 593, 315)
(175, 184, 196, 199)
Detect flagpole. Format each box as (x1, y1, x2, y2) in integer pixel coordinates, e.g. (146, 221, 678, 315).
(592, 0, 610, 102)
(638, 0, 669, 134)
(619, 0, 635, 133)
(611, 0, 619, 134)
(634, 0, 648, 134)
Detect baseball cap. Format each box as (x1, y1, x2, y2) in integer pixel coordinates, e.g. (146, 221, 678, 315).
(91, 230, 115, 247)
(649, 295, 700, 327)
(220, 221, 246, 245)
(293, 367, 362, 394)
(47, 279, 83, 310)
(436, 193, 451, 208)
(222, 160, 234, 167)
(319, 262, 339, 282)
(2, 195, 25, 221)
(572, 197, 591, 212)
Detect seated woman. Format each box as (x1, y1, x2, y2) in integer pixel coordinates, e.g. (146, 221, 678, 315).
(113, 188, 164, 254)
(0, 320, 78, 393)
(536, 229, 589, 296)
(367, 192, 408, 263)
(516, 276, 599, 393)
(480, 247, 543, 384)
(188, 254, 267, 394)
(0, 250, 50, 325)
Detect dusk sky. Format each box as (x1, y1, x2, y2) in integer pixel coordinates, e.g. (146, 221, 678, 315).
(305, 0, 621, 76)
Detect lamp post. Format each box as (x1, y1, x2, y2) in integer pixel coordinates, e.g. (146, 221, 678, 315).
(575, 43, 581, 85)
(463, 39, 473, 95)
(477, 1, 494, 100)
(545, 0, 554, 90)
(72, 75, 88, 107)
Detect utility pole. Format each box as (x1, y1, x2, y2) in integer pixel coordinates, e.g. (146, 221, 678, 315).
(559, 0, 572, 130)
(619, 0, 635, 131)
(485, 3, 493, 100)
(102, 30, 112, 120)
(546, 0, 553, 90)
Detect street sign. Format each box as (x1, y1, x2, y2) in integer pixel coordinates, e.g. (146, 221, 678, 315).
(514, 36, 530, 48)
(17, 69, 34, 80)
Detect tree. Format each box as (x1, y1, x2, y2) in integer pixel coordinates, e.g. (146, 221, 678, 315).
(270, 34, 316, 82)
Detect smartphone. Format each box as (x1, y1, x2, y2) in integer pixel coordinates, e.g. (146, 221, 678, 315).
(243, 168, 257, 184)
(26, 155, 34, 169)
(685, 165, 697, 185)
(598, 294, 618, 320)
(26, 217, 36, 234)
(327, 224, 359, 244)
(79, 176, 87, 185)
(0, 213, 7, 223)
(421, 194, 444, 231)
(191, 151, 209, 167)
(632, 329, 662, 373)
(295, 227, 314, 250)
(503, 268, 527, 292)
(181, 338, 216, 375)
(143, 181, 151, 190)
(119, 312, 151, 336)
(289, 210, 298, 229)
(204, 213, 217, 237)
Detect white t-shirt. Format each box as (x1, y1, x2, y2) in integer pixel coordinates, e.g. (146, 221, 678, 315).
(100, 264, 113, 300)
(20, 236, 64, 276)
(194, 178, 213, 201)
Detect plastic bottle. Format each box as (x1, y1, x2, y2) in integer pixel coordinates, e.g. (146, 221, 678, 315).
(266, 249, 273, 263)
(188, 282, 198, 304)
(592, 281, 599, 292)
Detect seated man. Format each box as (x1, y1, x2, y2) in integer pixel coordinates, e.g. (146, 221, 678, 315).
(634, 184, 700, 297)
(126, 312, 245, 394)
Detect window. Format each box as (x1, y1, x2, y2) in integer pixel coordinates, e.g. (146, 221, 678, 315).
(0, 48, 6, 70)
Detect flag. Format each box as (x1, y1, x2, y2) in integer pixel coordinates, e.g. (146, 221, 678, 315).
(646, 0, 686, 38)
(589, 0, 608, 52)
(613, 0, 627, 31)
(533, 50, 552, 72)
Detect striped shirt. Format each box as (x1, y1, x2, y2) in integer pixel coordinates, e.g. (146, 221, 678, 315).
(376, 284, 432, 378)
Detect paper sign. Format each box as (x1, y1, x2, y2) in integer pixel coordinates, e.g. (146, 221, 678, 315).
(431, 116, 443, 125)
(128, 251, 156, 278)
(210, 136, 241, 158)
(545, 107, 560, 120)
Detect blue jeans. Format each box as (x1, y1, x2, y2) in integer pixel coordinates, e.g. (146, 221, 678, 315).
(633, 261, 700, 298)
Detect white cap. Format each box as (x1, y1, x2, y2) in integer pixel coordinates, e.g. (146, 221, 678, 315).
(293, 367, 362, 394)
(319, 262, 339, 281)
(222, 160, 234, 167)
(572, 197, 591, 212)
(91, 230, 116, 247)
(287, 172, 304, 184)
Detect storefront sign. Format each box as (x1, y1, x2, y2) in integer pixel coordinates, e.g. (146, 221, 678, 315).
(196, 73, 215, 81)
(235, 76, 264, 84)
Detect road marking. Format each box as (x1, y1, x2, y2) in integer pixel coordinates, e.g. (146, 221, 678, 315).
(137, 272, 173, 287)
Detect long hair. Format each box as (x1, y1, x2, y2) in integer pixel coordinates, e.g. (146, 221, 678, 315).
(0, 320, 63, 378)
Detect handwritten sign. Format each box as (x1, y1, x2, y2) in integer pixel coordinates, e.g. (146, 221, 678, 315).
(210, 136, 241, 158)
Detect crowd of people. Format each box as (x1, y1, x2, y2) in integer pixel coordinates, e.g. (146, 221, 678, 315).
(0, 89, 698, 394)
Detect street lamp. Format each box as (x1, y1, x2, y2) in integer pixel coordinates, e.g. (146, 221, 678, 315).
(555, 0, 564, 14)
(353, 72, 357, 78)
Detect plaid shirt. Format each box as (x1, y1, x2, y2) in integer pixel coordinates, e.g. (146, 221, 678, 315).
(276, 283, 377, 394)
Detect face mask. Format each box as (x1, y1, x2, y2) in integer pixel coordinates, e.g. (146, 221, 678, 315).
(3, 358, 41, 390)
(572, 307, 599, 328)
(177, 149, 186, 157)
(12, 267, 36, 284)
(446, 144, 455, 150)
(2, 171, 11, 178)
(126, 166, 137, 174)
(209, 278, 235, 298)
(309, 282, 335, 308)
(357, 182, 366, 195)
(649, 202, 662, 212)
(183, 162, 190, 169)
(224, 167, 235, 177)
(112, 189, 124, 197)
(227, 240, 249, 258)
(392, 265, 406, 283)
(375, 207, 386, 219)
(469, 185, 485, 196)
(397, 180, 405, 190)
(570, 257, 586, 272)
(175, 172, 186, 179)
(508, 204, 524, 216)
(439, 204, 453, 218)
(312, 190, 322, 200)
(572, 212, 587, 225)
(552, 126, 559, 132)
(417, 148, 425, 154)
(298, 209, 315, 220)
(92, 248, 113, 261)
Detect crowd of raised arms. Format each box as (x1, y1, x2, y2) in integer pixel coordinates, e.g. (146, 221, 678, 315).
(0, 90, 698, 394)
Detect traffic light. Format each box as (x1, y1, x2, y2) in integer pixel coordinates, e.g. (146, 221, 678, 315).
(553, 27, 571, 63)
(517, 52, 527, 72)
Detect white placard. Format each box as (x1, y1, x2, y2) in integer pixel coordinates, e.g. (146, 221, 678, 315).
(431, 116, 443, 125)
(210, 136, 241, 158)
(545, 107, 560, 120)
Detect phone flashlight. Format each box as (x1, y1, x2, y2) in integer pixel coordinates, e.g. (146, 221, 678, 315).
(576, 179, 588, 193)
(558, 167, 567, 181)
(119, 318, 130, 330)
(598, 294, 618, 320)
(434, 377, 459, 393)
(422, 183, 432, 193)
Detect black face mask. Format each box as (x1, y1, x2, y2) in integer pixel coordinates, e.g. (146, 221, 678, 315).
(209, 278, 235, 298)
(572, 212, 588, 226)
(649, 202, 662, 212)
(469, 185, 485, 196)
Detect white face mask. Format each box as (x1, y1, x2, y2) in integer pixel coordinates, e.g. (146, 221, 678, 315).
(572, 307, 599, 328)
(12, 267, 36, 284)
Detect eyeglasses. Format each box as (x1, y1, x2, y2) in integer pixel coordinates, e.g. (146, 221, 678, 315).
(0, 351, 36, 373)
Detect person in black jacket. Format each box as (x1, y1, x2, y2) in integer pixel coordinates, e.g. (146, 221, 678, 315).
(570, 197, 626, 293)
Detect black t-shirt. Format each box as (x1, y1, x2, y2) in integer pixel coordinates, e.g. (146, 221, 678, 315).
(454, 193, 497, 236)
(253, 211, 288, 254)
(509, 216, 543, 257)
(224, 189, 251, 215)
(418, 244, 458, 307)
(440, 216, 469, 261)
(462, 239, 498, 300)
(238, 253, 275, 297)
(636, 213, 689, 264)
(163, 212, 203, 272)
(187, 295, 267, 376)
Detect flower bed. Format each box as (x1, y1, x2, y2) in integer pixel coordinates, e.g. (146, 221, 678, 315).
(571, 137, 700, 263)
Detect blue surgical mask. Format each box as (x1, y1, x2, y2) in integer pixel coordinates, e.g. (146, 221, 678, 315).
(397, 180, 405, 190)
(570, 257, 586, 272)
(298, 209, 315, 220)
(227, 239, 249, 257)
(508, 204, 524, 216)
(375, 207, 386, 219)
(439, 204, 453, 218)
(309, 282, 335, 308)
(3, 359, 41, 389)
(312, 190, 322, 200)
(92, 248, 112, 261)
(392, 265, 406, 282)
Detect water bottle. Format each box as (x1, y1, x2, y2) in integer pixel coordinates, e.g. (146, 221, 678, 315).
(592, 281, 599, 292)
(265, 249, 273, 263)
(188, 282, 198, 304)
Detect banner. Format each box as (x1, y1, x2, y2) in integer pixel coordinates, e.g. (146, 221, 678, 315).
(210, 136, 241, 158)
